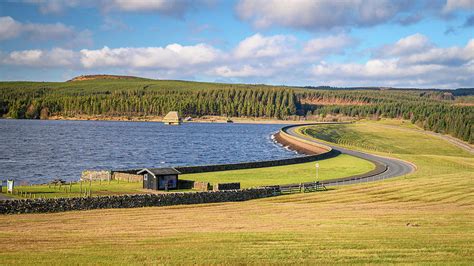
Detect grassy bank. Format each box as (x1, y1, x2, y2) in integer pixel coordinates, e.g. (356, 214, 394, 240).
(4, 154, 374, 199)
(0, 120, 473, 264)
(183, 154, 374, 187)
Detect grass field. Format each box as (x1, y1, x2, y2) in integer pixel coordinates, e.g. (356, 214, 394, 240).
(4, 154, 374, 199)
(182, 154, 374, 188)
(0, 120, 473, 264)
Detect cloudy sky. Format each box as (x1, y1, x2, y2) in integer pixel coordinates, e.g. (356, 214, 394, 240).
(0, 0, 473, 88)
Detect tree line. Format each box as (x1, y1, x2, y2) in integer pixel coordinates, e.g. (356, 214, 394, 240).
(0, 81, 472, 143)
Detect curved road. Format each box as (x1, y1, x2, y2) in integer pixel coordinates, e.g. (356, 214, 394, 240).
(284, 124, 415, 186)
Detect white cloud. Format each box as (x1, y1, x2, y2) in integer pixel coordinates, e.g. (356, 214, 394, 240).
(24, 0, 206, 16)
(304, 34, 356, 55)
(0, 17, 22, 40)
(0, 16, 91, 46)
(234, 33, 295, 59)
(80, 44, 221, 69)
(376, 33, 433, 57)
(22, 0, 86, 14)
(104, 0, 188, 15)
(2, 48, 77, 67)
(443, 0, 474, 13)
(212, 65, 274, 78)
(401, 39, 474, 65)
(1, 33, 472, 88)
(22, 22, 75, 41)
(310, 38, 474, 88)
(236, 0, 413, 30)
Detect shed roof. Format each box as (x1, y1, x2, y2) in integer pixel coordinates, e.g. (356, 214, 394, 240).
(163, 111, 180, 122)
(137, 167, 181, 176)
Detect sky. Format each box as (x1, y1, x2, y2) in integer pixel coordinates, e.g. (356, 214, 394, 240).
(0, 0, 473, 88)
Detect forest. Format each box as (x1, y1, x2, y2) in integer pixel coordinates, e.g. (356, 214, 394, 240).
(0, 78, 472, 143)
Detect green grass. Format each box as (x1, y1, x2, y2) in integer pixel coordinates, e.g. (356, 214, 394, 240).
(3, 154, 374, 199)
(0, 120, 473, 264)
(182, 154, 375, 188)
(300, 121, 472, 156)
(4, 180, 144, 199)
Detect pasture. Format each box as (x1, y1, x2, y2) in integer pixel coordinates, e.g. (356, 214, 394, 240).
(0, 120, 472, 264)
(5, 154, 374, 199)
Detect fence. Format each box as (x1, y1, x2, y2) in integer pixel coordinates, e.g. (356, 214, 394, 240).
(264, 181, 327, 195)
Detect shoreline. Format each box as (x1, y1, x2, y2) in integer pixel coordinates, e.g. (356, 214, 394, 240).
(41, 115, 351, 125)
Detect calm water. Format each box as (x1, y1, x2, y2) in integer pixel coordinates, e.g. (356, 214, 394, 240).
(0, 119, 298, 183)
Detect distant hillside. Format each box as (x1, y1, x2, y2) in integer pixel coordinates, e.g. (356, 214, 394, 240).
(0, 77, 472, 143)
(67, 74, 152, 82)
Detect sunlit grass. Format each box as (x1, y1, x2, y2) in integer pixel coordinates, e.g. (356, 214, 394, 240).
(182, 154, 375, 188)
(5, 153, 374, 198)
(0, 120, 473, 264)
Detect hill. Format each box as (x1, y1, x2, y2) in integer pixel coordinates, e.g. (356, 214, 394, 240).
(0, 77, 472, 143)
(67, 74, 152, 82)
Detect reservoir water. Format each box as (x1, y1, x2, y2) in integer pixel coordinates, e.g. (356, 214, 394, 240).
(0, 119, 298, 184)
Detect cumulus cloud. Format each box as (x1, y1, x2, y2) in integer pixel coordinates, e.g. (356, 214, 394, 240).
(310, 38, 474, 88)
(2, 48, 78, 67)
(80, 44, 222, 69)
(0, 17, 22, 41)
(401, 39, 474, 66)
(443, 0, 474, 13)
(376, 33, 433, 57)
(1, 33, 473, 88)
(0, 16, 91, 46)
(304, 34, 356, 55)
(234, 33, 295, 59)
(24, 0, 207, 17)
(212, 65, 275, 78)
(103, 0, 190, 15)
(22, 0, 86, 14)
(236, 0, 415, 30)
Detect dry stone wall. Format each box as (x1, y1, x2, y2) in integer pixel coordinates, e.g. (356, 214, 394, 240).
(81, 170, 112, 181)
(214, 183, 240, 191)
(113, 172, 142, 182)
(0, 188, 276, 214)
(193, 181, 211, 191)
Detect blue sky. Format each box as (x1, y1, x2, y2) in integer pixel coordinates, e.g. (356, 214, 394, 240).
(0, 0, 473, 88)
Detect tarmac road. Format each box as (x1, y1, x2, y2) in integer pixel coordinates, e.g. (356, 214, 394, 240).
(284, 124, 415, 186)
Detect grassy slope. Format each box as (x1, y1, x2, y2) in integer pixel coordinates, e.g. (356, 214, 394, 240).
(182, 154, 374, 187)
(5, 154, 374, 198)
(0, 79, 300, 95)
(0, 120, 473, 264)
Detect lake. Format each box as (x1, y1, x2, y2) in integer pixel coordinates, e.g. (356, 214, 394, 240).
(0, 119, 298, 184)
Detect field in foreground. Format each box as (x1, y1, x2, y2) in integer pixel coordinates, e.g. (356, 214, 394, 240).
(0, 120, 473, 264)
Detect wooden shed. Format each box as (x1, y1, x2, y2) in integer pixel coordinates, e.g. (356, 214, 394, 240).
(138, 168, 180, 190)
(163, 111, 182, 125)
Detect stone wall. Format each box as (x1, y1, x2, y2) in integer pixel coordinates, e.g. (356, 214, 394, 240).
(81, 170, 111, 181)
(0, 188, 276, 214)
(194, 181, 211, 191)
(112, 172, 142, 182)
(214, 183, 240, 191)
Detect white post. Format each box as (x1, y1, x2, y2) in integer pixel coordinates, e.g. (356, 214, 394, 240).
(315, 163, 320, 181)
